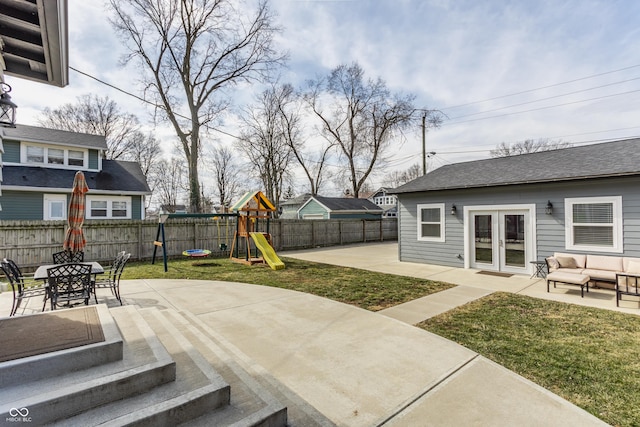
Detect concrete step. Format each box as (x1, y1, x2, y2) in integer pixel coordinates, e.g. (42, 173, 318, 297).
(50, 305, 230, 426)
(152, 308, 290, 427)
(0, 305, 176, 425)
(173, 309, 334, 426)
(0, 304, 123, 385)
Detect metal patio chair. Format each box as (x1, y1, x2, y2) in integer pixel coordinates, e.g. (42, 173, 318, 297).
(52, 250, 85, 264)
(92, 252, 130, 305)
(47, 263, 92, 310)
(1, 258, 48, 316)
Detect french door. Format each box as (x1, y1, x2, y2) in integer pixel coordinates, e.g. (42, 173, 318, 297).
(470, 210, 529, 274)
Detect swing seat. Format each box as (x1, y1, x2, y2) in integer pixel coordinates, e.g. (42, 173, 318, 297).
(182, 249, 211, 258)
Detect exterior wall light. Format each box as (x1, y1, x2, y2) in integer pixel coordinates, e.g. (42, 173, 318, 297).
(451, 204, 457, 215)
(0, 82, 17, 128)
(545, 201, 553, 215)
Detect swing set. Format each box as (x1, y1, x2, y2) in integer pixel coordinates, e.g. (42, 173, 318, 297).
(151, 191, 285, 272)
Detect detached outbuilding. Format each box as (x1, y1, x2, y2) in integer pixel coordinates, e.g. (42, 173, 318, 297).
(392, 138, 640, 276)
(297, 196, 384, 220)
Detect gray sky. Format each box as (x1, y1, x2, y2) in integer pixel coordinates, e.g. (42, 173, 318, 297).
(6, 0, 640, 193)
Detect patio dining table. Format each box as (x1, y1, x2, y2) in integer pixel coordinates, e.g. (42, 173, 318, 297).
(33, 261, 104, 281)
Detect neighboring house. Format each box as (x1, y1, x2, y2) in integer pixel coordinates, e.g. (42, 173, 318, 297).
(279, 193, 311, 219)
(0, 124, 151, 221)
(298, 195, 384, 220)
(392, 139, 640, 277)
(369, 187, 398, 218)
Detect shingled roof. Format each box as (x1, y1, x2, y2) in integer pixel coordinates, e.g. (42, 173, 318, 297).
(393, 138, 640, 194)
(2, 160, 151, 194)
(311, 196, 383, 212)
(2, 124, 108, 150)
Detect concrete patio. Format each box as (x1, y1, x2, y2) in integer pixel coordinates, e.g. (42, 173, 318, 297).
(0, 241, 625, 425)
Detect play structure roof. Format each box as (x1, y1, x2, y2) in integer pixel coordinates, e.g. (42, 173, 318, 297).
(231, 191, 276, 212)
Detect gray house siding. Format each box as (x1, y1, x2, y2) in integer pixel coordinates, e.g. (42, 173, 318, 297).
(398, 176, 640, 267)
(1, 140, 100, 170)
(0, 191, 145, 221)
(0, 191, 45, 220)
(2, 140, 20, 162)
(298, 201, 328, 219)
(89, 149, 99, 169)
(132, 196, 144, 220)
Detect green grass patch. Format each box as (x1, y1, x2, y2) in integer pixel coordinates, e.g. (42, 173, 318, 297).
(419, 292, 640, 426)
(122, 256, 453, 311)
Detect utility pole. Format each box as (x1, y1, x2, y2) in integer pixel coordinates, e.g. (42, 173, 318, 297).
(422, 113, 426, 175)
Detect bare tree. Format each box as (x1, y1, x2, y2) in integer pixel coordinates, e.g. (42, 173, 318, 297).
(274, 83, 333, 195)
(491, 138, 572, 157)
(154, 157, 187, 211)
(109, 0, 285, 213)
(236, 85, 294, 214)
(126, 131, 163, 177)
(206, 145, 240, 210)
(305, 62, 426, 198)
(383, 163, 422, 187)
(39, 94, 141, 159)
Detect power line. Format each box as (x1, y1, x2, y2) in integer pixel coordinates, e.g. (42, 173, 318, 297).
(448, 76, 640, 120)
(439, 64, 640, 110)
(445, 88, 640, 125)
(69, 66, 244, 141)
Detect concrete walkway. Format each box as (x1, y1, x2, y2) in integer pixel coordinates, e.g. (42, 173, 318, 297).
(0, 242, 622, 426)
(283, 241, 640, 321)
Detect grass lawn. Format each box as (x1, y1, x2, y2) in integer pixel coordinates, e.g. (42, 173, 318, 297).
(419, 292, 640, 427)
(121, 256, 454, 311)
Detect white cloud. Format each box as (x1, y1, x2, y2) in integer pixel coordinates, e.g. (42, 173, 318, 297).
(5, 0, 640, 192)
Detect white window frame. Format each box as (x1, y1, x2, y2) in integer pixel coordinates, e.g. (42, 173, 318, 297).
(22, 143, 87, 168)
(417, 203, 445, 242)
(44, 194, 67, 220)
(86, 195, 132, 219)
(565, 196, 623, 253)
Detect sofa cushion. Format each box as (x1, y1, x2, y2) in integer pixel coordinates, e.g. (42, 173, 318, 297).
(582, 269, 617, 282)
(554, 252, 586, 268)
(586, 255, 623, 272)
(546, 256, 560, 270)
(556, 256, 578, 269)
(555, 267, 585, 274)
(623, 257, 640, 273)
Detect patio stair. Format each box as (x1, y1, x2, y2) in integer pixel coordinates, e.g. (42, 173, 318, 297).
(0, 304, 291, 426)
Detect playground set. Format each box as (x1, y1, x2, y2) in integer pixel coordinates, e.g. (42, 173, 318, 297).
(151, 191, 285, 272)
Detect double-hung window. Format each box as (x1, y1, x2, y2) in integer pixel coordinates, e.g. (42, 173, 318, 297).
(86, 196, 132, 219)
(417, 203, 445, 242)
(23, 144, 87, 168)
(565, 196, 622, 253)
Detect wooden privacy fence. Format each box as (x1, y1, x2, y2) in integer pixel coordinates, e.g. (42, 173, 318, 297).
(0, 218, 397, 268)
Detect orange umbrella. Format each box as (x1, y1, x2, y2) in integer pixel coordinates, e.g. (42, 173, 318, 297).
(63, 171, 89, 253)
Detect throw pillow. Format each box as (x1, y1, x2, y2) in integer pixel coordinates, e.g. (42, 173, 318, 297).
(556, 256, 578, 269)
(546, 257, 560, 269)
(627, 260, 640, 274)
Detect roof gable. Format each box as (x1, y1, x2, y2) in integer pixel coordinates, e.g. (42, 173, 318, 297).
(393, 138, 640, 194)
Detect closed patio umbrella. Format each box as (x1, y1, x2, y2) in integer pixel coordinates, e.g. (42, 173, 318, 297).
(63, 171, 89, 253)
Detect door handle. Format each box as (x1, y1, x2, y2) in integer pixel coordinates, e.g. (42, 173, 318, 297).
(499, 239, 503, 247)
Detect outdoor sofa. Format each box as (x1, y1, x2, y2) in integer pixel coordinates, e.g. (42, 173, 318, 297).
(545, 252, 640, 305)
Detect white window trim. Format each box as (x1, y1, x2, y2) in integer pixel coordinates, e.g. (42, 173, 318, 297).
(564, 196, 623, 253)
(44, 194, 67, 220)
(86, 195, 132, 219)
(21, 142, 88, 169)
(417, 203, 445, 242)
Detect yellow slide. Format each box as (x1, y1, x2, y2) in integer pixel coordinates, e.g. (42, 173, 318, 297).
(250, 232, 285, 270)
